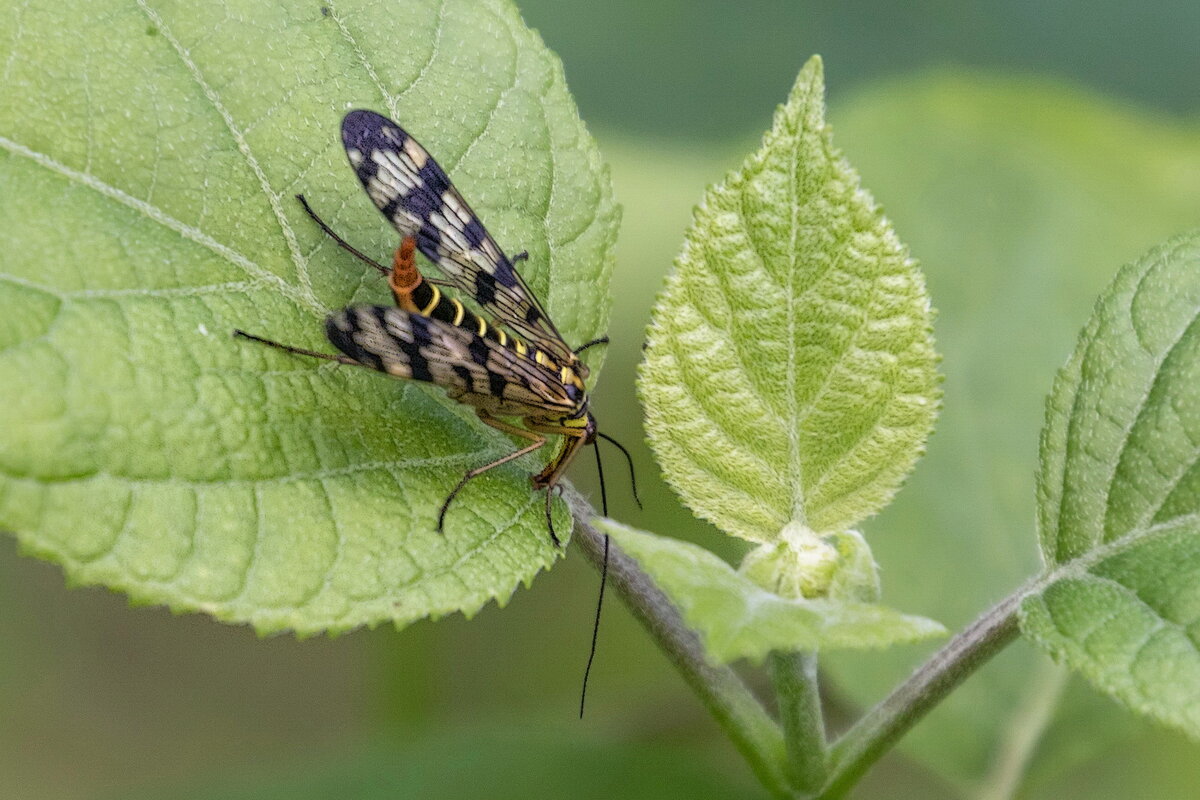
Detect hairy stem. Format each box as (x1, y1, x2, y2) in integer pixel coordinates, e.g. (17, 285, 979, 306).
(770, 650, 827, 793)
(564, 489, 793, 798)
(821, 589, 1025, 798)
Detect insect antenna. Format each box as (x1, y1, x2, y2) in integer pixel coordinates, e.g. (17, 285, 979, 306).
(580, 438, 611, 719)
(592, 437, 610, 518)
(573, 336, 609, 356)
(579, 535, 609, 719)
(295, 194, 391, 276)
(596, 431, 642, 509)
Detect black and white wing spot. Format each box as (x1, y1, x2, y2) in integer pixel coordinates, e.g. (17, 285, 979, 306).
(325, 305, 578, 417)
(339, 110, 573, 364)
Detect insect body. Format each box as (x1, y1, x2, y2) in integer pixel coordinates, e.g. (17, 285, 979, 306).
(238, 111, 611, 544)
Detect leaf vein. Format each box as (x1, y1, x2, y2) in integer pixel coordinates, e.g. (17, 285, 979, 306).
(391, 0, 448, 109)
(324, 1, 394, 113)
(1103, 298, 1200, 542)
(0, 133, 322, 315)
(136, 0, 318, 311)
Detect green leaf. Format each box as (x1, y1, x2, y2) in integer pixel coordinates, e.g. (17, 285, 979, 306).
(823, 74, 1200, 790)
(1022, 231, 1200, 736)
(638, 56, 939, 545)
(599, 519, 945, 663)
(595, 71, 1200, 791)
(0, 0, 618, 633)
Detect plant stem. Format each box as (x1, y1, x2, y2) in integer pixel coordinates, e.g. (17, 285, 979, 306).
(564, 489, 793, 798)
(820, 588, 1026, 798)
(770, 650, 827, 793)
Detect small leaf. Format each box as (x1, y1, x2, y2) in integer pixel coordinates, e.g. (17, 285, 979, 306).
(599, 519, 945, 663)
(638, 56, 939, 545)
(739, 525, 882, 602)
(1023, 231, 1200, 736)
(0, 0, 618, 633)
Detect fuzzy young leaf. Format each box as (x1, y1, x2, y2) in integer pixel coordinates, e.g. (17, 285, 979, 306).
(0, 0, 617, 633)
(1024, 232, 1200, 736)
(599, 520, 944, 663)
(638, 56, 939, 544)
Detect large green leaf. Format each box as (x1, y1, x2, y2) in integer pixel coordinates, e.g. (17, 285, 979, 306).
(0, 0, 618, 633)
(1022, 232, 1200, 736)
(638, 57, 939, 546)
(824, 74, 1200, 793)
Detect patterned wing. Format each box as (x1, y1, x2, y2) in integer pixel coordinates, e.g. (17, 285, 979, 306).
(325, 305, 580, 419)
(340, 110, 574, 365)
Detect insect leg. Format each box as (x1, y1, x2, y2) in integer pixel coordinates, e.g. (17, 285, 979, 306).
(573, 336, 609, 356)
(296, 194, 390, 276)
(233, 330, 356, 364)
(438, 413, 551, 539)
(529, 427, 590, 490)
(526, 428, 591, 545)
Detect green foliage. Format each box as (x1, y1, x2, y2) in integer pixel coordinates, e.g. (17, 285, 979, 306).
(0, 0, 617, 633)
(601, 519, 944, 663)
(1023, 231, 1200, 737)
(5, 0, 1200, 793)
(630, 57, 940, 658)
(638, 57, 940, 547)
(824, 74, 1200, 791)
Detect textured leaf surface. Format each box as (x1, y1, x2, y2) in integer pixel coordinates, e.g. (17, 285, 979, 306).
(600, 520, 944, 662)
(638, 56, 939, 544)
(0, 0, 618, 633)
(796, 71, 1200, 791)
(1022, 232, 1200, 736)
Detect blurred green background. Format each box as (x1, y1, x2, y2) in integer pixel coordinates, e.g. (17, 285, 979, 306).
(4, 1, 1200, 798)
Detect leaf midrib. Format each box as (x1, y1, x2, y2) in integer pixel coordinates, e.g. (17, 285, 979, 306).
(1036, 510, 1200, 592)
(1054, 240, 1200, 561)
(0, 133, 320, 313)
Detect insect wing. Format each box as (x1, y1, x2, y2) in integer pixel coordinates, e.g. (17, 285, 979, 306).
(340, 110, 574, 365)
(326, 305, 579, 416)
